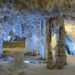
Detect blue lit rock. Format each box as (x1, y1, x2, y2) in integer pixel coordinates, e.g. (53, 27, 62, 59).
(0, 4, 46, 59)
(65, 35, 75, 55)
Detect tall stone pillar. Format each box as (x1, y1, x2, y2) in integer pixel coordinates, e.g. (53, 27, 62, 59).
(55, 17, 66, 69)
(0, 24, 3, 57)
(0, 37, 3, 57)
(46, 19, 53, 69)
(40, 19, 46, 59)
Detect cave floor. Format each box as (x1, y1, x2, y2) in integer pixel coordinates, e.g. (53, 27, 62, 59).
(1, 48, 75, 75)
(23, 54, 75, 75)
(24, 54, 75, 70)
(0, 54, 75, 75)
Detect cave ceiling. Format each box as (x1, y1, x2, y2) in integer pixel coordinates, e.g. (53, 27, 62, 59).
(0, 0, 75, 41)
(14, 0, 75, 18)
(0, 0, 75, 17)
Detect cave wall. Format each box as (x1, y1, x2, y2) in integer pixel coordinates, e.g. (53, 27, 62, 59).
(0, 2, 45, 56)
(50, 19, 75, 55)
(0, 0, 75, 57)
(65, 20, 75, 55)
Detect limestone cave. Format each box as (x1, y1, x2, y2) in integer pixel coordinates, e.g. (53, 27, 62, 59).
(0, 0, 75, 75)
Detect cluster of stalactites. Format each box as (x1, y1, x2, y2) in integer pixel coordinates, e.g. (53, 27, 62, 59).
(0, 5, 42, 39)
(0, 3, 44, 58)
(20, 0, 74, 11)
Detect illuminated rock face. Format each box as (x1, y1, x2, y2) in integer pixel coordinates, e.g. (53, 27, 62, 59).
(65, 35, 75, 55)
(0, 3, 67, 70)
(0, 2, 46, 58)
(0, 0, 69, 70)
(65, 20, 75, 55)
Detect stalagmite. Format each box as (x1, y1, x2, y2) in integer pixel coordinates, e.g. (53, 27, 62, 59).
(25, 36, 32, 55)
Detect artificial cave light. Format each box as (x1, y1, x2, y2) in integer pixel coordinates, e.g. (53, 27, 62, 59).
(8, 36, 11, 40)
(24, 60, 30, 64)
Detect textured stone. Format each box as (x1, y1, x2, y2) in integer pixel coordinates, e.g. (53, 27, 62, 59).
(55, 24, 67, 69)
(46, 19, 53, 69)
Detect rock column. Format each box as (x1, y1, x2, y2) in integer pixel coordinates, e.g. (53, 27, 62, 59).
(46, 19, 53, 69)
(40, 19, 46, 59)
(55, 17, 66, 69)
(0, 19, 3, 57)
